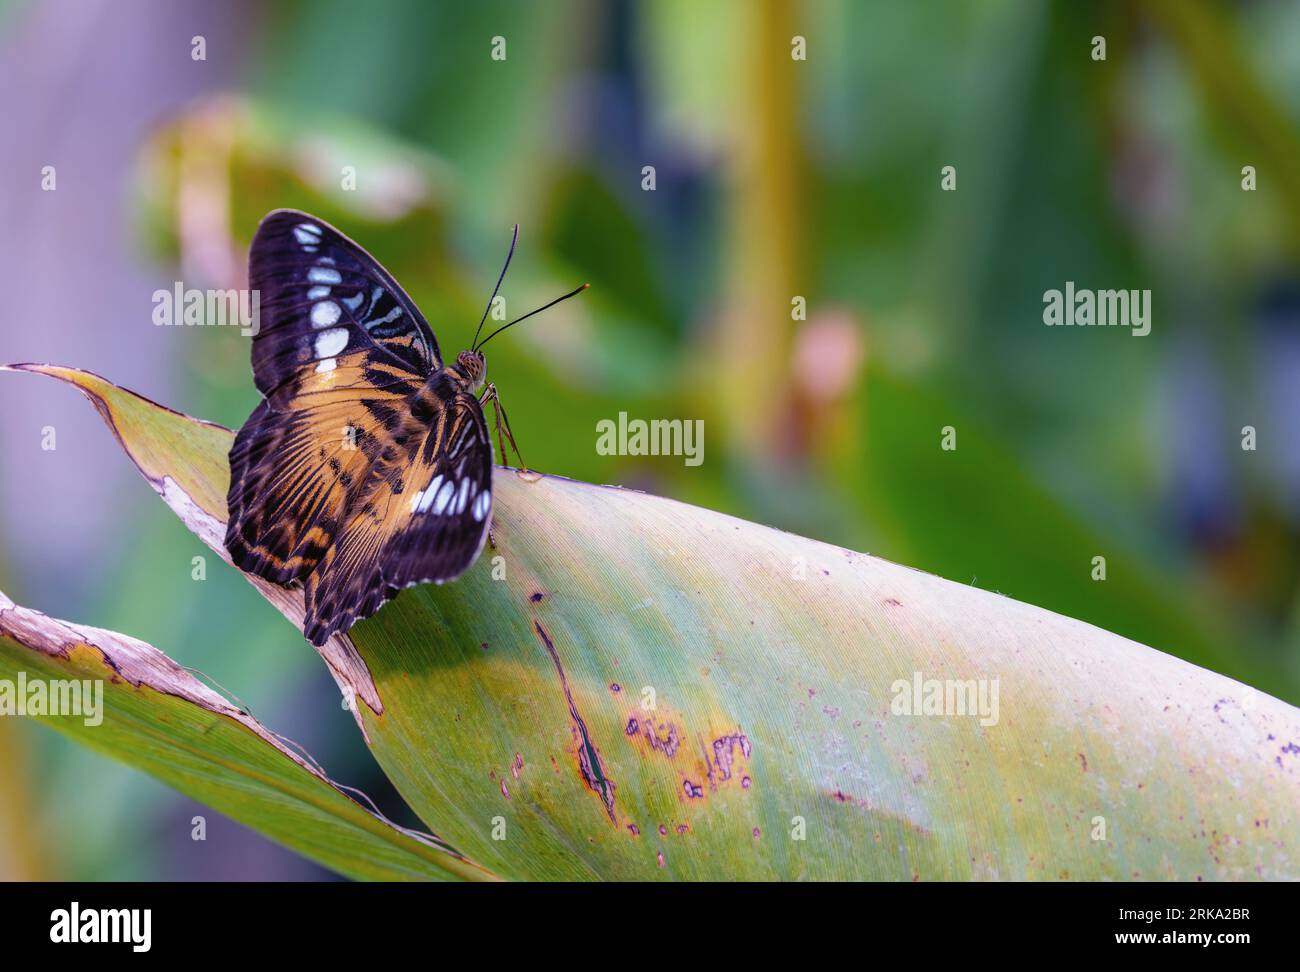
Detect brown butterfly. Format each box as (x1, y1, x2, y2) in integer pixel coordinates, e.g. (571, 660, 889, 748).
(225, 210, 585, 646)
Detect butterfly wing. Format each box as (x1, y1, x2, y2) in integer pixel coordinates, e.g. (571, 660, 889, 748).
(227, 382, 412, 584)
(382, 377, 495, 591)
(227, 209, 495, 644)
(227, 209, 436, 587)
(302, 373, 494, 646)
(247, 209, 441, 401)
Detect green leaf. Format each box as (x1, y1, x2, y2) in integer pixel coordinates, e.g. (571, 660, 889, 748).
(0, 587, 491, 882)
(6, 363, 1299, 880)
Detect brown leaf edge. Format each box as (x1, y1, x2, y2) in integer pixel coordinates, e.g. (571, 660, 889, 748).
(0, 588, 496, 881)
(1, 363, 383, 726)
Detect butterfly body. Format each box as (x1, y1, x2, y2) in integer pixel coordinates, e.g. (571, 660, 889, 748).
(226, 211, 496, 646)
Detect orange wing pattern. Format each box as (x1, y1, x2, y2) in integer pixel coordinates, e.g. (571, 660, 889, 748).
(302, 380, 492, 645)
(226, 354, 417, 584)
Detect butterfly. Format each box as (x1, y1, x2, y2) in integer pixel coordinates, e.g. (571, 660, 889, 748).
(225, 209, 585, 646)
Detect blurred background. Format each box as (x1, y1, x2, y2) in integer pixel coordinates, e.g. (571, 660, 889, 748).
(2, 0, 1299, 879)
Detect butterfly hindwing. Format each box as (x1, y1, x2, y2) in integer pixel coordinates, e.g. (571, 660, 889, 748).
(383, 382, 495, 590)
(302, 375, 494, 646)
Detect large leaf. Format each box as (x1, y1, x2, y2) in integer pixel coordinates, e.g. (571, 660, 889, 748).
(0, 588, 491, 882)
(843, 364, 1293, 698)
(5, 364, 1299, 880)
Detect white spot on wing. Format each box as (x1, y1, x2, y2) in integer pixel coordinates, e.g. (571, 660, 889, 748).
(311, 301, 341, 327)
(308, 267, 342, 285)
(454, 478, 472, 514)
(294, 227, 319, 245)
(315, 358, 337, 374)
(414, 474, 444, 513)
(472, 490, 491, 521)
(314, 327, 348, 359)
(307, 285, 331, 299)
(431, 480, 455, 515)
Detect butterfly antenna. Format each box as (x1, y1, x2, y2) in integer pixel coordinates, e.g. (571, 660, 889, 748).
(474, 282, 590, 350)
(471, 224, 519, 352)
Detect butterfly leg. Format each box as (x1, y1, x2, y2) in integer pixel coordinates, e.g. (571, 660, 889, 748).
(480, 382, 529, 472)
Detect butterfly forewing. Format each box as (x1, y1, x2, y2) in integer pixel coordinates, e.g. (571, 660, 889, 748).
(247, 210, 441, 399)
(226, 210, 494, 645)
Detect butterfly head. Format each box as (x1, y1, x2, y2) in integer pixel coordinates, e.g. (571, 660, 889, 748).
(453, 349, 487, 392)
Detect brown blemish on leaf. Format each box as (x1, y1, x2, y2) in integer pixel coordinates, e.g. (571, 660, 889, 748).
(648, 721, 681, 756)
(533, 621, 616, 821)
(710, 731, 752, 782)
(627, 716, 680, 757)
(626, 713, 753, 802)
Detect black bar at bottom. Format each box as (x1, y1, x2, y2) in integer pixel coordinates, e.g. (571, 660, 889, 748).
(0, 880, 1284, 955)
